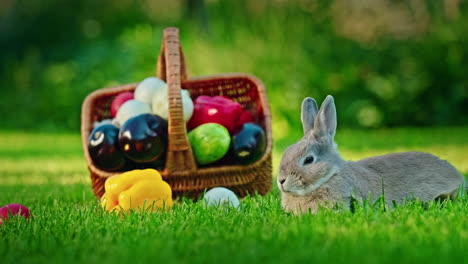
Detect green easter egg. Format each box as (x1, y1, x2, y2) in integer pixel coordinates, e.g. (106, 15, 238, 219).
(188, 123, 231, 165)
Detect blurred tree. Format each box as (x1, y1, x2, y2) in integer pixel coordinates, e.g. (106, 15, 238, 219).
(185, 0, 209, 34)
(0, 0, 466, 131)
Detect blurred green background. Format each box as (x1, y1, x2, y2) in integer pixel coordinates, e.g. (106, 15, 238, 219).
(1, 0, 467, 139)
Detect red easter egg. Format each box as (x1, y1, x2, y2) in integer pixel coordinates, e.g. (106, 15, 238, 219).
(111, 92, 134, 118)
(0, 204, 30, 224)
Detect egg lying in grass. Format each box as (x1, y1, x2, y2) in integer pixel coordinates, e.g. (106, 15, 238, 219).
(0, 204, 30, 225)
(134, 77, 167, 107)
(115, 100, 151, 126)
(203, 187, 240, 209)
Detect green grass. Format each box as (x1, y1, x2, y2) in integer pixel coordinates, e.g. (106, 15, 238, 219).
(0, 128, 467, 264)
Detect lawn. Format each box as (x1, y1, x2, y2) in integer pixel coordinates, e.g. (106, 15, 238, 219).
(0, 127, 467, 264)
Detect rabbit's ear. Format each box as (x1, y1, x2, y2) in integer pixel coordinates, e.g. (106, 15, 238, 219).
(301, 97, 319, 135)
(313, 95, 337, 140)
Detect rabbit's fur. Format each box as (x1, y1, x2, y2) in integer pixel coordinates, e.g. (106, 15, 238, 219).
(278, 95, 464, 214)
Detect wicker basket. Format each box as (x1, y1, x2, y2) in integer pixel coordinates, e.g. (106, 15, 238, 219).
(81, 27, 272, 199)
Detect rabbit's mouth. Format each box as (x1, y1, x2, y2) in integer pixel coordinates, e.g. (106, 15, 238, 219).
(278, 178, 308, 196)
(280, 167, 339, 196)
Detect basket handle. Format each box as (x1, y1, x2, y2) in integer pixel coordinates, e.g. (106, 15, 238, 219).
(156, 27, 197, 175)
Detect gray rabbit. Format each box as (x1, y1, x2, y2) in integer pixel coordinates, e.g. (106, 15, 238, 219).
(278, 95, 464, 214)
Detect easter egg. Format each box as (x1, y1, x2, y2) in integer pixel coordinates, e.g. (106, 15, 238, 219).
(118, 113, 168, 163)
(203, 187, 240, 209)
(229, 123, 266, 165)
(188, 123, 230, 165)
(152, 87, 194, 122)
(0, 204, 30, 225)
(88, 123, 126, 171)
(111, 92, 134, 118)
(115, 100, 151, 126)
(134, 77, 167, 107)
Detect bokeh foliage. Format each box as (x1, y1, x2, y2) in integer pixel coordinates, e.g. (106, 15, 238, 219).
(1, 0, 467, 133)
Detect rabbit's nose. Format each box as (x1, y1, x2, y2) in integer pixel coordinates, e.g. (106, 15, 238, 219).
(278, 178, 286, 185)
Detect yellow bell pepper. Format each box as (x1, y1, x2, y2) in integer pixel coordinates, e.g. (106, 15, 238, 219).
(101, 169, 173, 212)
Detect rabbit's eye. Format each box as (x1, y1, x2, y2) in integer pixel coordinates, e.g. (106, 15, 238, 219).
(303, 156, 314, 165)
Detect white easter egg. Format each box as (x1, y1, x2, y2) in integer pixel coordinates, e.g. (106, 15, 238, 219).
(180, 90, 194, 121)
(152, 88, 194, 122)
(134, 77, 167, 107)
(203, 187, 240, 209)
(115, 100, 151, 126)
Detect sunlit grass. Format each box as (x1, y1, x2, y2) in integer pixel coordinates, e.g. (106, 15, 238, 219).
(0, 185, 467, 264)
